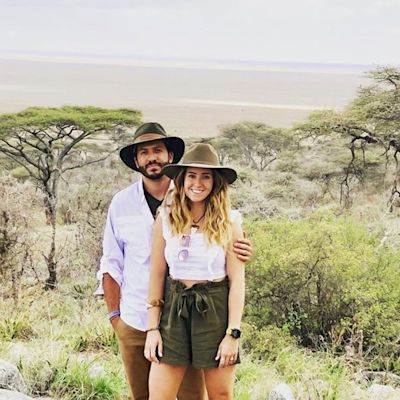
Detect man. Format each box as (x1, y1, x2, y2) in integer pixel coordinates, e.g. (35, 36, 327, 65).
(97, 122, 252, 400)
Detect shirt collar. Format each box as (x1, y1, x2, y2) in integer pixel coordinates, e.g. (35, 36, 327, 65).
(138, 176, 146, 205)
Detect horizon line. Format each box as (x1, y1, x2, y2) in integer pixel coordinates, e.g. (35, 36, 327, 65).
(0, 50, 382, 74)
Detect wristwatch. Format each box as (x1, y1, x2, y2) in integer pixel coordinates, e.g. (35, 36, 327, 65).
(226, 327, 241, 339)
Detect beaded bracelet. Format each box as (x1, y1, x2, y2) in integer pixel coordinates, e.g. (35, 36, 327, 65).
(108, 309, 120, 321)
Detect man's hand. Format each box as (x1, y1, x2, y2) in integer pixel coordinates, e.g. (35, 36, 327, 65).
(110, 316, 120, 330)
(233, 236, 253, 262)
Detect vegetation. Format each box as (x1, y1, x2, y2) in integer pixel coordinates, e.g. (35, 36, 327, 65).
(294, 67, 400, 208)
(244, 215, 400, 372)
(0, 106, 141, 288)
(1, 67, 400, 399)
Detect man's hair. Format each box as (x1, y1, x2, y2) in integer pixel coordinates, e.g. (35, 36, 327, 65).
(165, 168, 232, 249)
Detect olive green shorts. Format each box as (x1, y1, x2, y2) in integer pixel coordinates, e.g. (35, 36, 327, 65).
(159, 276, 240, 369)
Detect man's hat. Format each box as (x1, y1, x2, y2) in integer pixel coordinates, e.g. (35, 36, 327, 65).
(162, 143, 237, 184)
(119, 122, 185, 171)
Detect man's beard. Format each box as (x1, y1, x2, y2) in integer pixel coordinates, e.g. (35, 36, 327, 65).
(137, 161, 170, 180)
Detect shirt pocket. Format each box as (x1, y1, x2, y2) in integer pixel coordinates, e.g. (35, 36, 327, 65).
(117, 216, 151, 264)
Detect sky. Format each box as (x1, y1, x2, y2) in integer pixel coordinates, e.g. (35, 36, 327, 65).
(0, 0, 399, 66)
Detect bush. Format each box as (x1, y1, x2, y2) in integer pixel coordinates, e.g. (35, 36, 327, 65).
(244, 214, 400, 371)
(241, 323, 297, 361)
(0, 174, 41, 300)
(57, 164, 132, 280)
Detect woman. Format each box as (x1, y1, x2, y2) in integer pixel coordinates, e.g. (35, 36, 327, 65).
(144, 143, 245, 400)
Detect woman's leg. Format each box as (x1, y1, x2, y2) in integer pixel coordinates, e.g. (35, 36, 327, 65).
(203, 366, 235, 400)
(149, 363, 187, 400)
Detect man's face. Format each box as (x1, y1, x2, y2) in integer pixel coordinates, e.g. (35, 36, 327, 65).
(134, 140, 173, 180)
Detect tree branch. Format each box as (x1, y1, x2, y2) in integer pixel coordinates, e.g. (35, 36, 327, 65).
(61, 153, 114, 172)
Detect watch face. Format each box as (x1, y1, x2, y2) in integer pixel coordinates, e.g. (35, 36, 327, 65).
(231, 329, 241, 339)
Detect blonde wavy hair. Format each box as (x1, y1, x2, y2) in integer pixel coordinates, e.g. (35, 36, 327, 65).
(165, 168, 232, 249)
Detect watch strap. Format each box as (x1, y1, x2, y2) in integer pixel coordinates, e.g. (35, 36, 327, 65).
(226, 327, 241, 339)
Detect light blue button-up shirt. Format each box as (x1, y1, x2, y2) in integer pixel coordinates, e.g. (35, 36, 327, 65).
(97, 178, 158, 331)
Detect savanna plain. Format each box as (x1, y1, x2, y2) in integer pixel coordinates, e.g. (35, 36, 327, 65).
(0, 60, 400, 399)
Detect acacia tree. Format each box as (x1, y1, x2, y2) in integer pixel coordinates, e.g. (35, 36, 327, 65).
(0, 106, 141, 289)
(220, 121, 288, 170)
(294, 67, 400, 207)
(209, 137, 240, 165)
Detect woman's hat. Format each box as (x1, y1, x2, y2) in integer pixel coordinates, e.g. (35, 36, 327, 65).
(162, 143, 237, 184)
(119, 122, 185, 171)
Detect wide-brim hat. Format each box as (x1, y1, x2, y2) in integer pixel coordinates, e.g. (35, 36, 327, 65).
(162, 143, 237, 184)
(119, 122, 185, 171)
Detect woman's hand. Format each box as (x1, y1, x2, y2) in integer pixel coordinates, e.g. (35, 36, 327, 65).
(144, 330, 163, 363)
(215, 335, 239, 368)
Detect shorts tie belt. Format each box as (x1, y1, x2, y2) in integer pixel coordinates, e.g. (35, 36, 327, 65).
(176, 287, 209, 319)
(167, 277, 229, 319)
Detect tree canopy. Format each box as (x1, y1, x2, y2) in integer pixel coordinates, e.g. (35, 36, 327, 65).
(0, 106, 142, 288)
(214, 121, 289, 171)
(0, 106, 141, 133)
(294, 66, 400, 206)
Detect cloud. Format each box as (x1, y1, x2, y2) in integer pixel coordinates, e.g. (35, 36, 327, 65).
(0, 0, 398, 64)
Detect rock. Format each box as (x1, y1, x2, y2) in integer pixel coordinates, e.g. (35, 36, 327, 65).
(0, 389, 33, 400)
(362, 370, 400, 386)
(368, 383, 395, 396)
(269, 383, 295, 400)
(88, 364, 105, 379)
(0, 360, 27, 393)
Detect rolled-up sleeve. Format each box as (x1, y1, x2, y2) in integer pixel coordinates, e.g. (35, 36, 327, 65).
(97, 203, 124, 286)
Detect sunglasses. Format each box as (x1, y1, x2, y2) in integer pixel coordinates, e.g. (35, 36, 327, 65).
(178, 235, 191, 262)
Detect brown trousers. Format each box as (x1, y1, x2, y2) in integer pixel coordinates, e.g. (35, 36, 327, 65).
(115, 318, 207, 400)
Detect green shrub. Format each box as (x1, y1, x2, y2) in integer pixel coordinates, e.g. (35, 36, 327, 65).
(244, 214, 400, 371)
(241, 323, 297, 361)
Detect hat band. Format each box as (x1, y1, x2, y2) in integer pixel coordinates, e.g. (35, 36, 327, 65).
(133, 133, 167, 144)
(182, 161, 220, 166)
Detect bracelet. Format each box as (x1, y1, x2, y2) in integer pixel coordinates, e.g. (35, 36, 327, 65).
(147, 299, 165, 307)
(146, 304, 163, 310)
(108, 310, 120, 321)
(146, 327, 159, 332)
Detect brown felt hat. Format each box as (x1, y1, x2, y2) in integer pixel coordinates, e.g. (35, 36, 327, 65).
(119, 122, 185, 171)
(162, 143, 237, 184)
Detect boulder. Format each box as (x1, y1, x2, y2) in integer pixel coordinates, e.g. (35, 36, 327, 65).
(0, 360, 27, 393)
(0, 389, 33, 400)
(269, 383, 295, 400)
(368, 383, 395, 396)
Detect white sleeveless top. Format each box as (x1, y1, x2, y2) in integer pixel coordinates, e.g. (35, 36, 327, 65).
(159, 208, 242, 281)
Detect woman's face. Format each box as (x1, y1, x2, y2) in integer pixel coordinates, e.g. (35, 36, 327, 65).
(184, 167, 214, 203)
